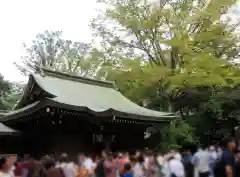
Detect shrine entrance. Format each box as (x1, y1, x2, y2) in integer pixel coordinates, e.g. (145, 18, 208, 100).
(91, 122, 147, 152)
(4, 107, 151, 156)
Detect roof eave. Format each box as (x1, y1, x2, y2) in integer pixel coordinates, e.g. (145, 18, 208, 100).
(0, 99, 176, 123)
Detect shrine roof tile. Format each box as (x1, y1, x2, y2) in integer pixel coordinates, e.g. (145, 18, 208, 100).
(0, 69, 176, 122)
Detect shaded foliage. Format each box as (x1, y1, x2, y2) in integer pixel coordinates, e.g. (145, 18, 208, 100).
(2, 83, 23, 110)
(91, 0, 240, 148)
(0, 74, 12, 110)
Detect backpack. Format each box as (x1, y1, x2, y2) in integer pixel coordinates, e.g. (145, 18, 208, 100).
(95, 159, 105, 177)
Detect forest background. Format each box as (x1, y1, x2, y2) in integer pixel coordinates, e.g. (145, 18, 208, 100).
(1, 0, 240, 150)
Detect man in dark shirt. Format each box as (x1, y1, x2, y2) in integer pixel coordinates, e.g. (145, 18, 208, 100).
(95, 150, 107, 177)
(216, 138, 236, 177)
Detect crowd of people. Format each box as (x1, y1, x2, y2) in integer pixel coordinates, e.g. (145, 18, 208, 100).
(0, 137, 239, 177)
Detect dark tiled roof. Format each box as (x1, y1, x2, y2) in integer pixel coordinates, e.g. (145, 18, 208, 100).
(0, 68, 176, 122)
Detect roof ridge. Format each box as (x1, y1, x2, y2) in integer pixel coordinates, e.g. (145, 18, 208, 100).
(0, 110, 9, 113)
(39, 68, 116, 88)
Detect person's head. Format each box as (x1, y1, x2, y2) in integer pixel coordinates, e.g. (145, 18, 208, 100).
(209, 146, 215, 152)
(118, 153, 123, 159)
(77, 153, 86, 166)
(101, 150, 107, 158)
(78, 153, 85, 159)
(182, 150, 188, 155)
(169, 149, 175, 155)
(93, 155, 100, 162)
(138, 155, 144, 164)
(187, 150, 192, 155)
(136, 151, 141, 157)
(59, 153, 69, 163)
(107, 152, 114, 161)
(0, 156, 11, 172)
(198, 144, 208, 151)
(130, 156, 137, 165)
(124, 163, 132, 172)
(237, 152, 240, 160)
(44, 157, 55, 170)
(167, 155, 175, 162)
(6, 155, 17, 169)
(124, 152, 129, 158)
(222, 137, 236, 151)
(113, 152, 118, 159)
(196, 144, 203, 151)
(173, 148, 179, 153)
(23, 154, 33, 161)
(41, 155, 50, 164)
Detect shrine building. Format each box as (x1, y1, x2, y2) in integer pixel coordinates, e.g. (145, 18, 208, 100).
(0, 68, 175, 156)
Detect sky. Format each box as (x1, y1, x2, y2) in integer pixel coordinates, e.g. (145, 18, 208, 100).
(0, 0, 100, 82)
(0, 0, 239, 82)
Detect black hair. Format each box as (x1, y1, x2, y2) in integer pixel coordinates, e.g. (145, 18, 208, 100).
(221, 137, 235, 148)
(44, 157, 55, 170)
(168, 156, 174, 161)
(124, 163, 131, 171)
(59, 153, 69, 163)
(23, 154, 33, 161)
(0, 157, 7, 169)
(130, 156, 137, 162)
(113, 152, 118, 159)
(138, 155, 144, 164)
(106, 151, 113, 156)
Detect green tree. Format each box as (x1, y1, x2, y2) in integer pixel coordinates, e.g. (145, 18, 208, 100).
(91, 0, 240, 147)
(91, 0, 237, 67)
(0, 74, 12, 110)
(15, 30, 109, 78)
(1, 83, 23, 110)
(15, 31, 66, 74)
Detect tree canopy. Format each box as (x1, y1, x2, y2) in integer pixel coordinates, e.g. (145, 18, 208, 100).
(0, 74, 13, 110)
(90, 0, 240, 147)
(15, 31, 110, 78)
(5, 0, 240, 149)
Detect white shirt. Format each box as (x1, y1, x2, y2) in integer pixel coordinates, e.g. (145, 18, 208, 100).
(144, 157, 150, 169)
(83, 158, 93, 174)
(174, 153, 182, 161)
(0, 172, 11, 177)
(209, 151, 218, 161)
(211, 151, 217, 159)
(61, 162, 77, 177)
(133, 163, 144, 177)
(8, 166, 15, 177)
(162, 159, 185, 177)
(194, 150, 210, 173)
(157, 156, 164, 166)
